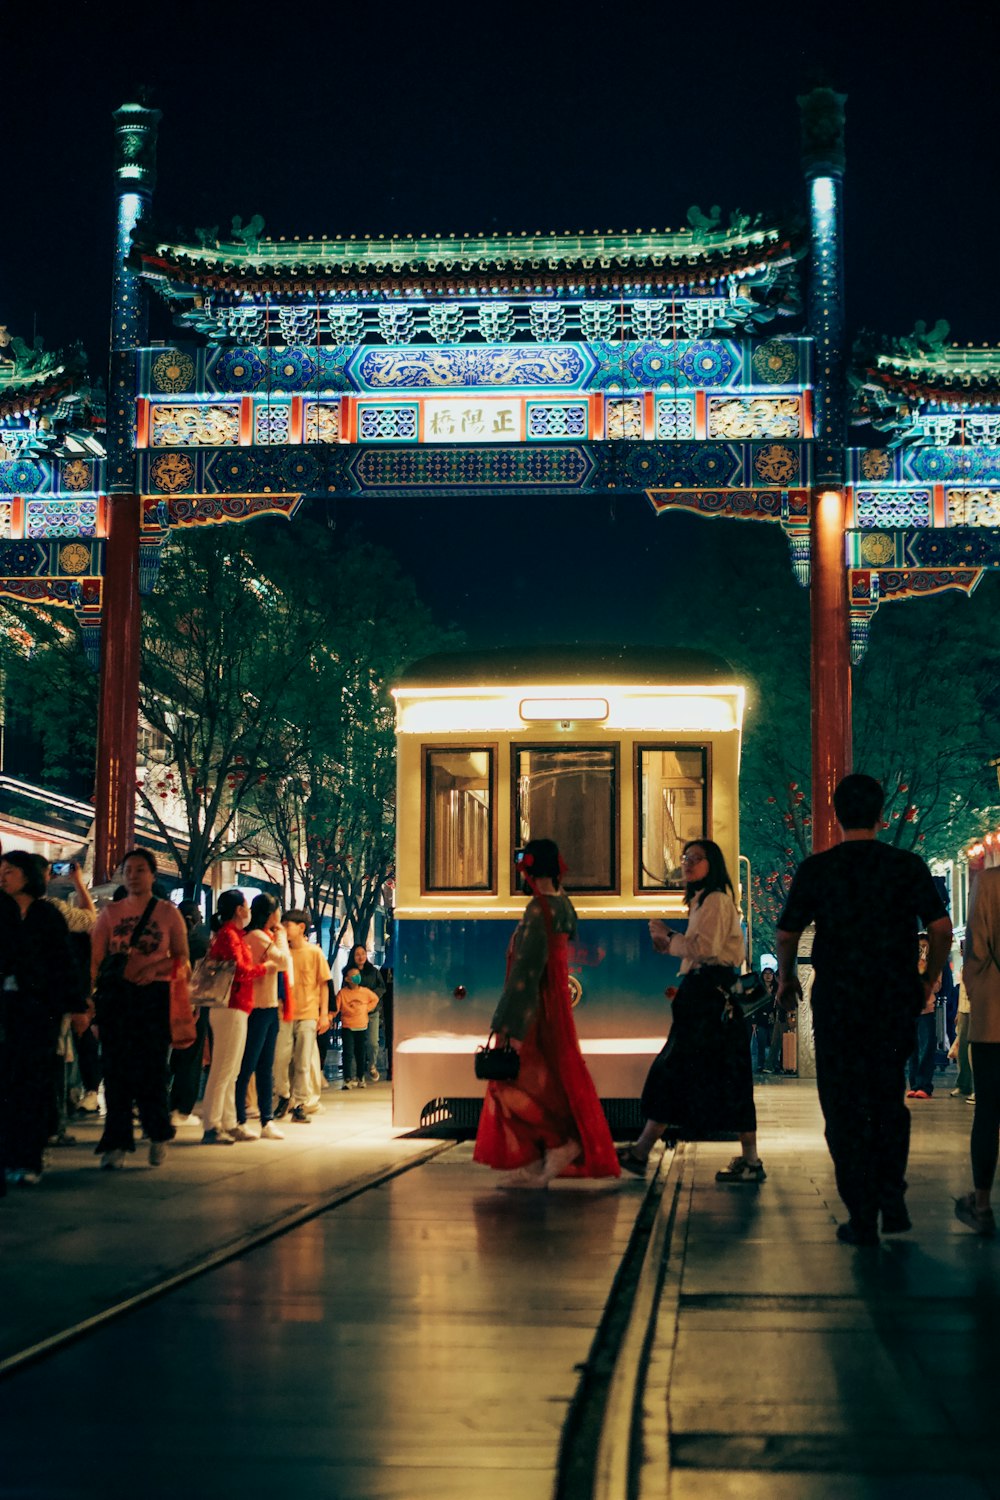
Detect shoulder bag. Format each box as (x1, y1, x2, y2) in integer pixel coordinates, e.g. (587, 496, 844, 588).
(189, 953, 237, 1008)
(94, 897, 158, 1013)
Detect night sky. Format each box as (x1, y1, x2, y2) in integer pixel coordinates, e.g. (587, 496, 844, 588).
(4, 0, 998, 650)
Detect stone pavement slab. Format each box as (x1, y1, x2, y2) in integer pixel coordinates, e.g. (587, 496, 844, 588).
(641, 1077, 1000, 1499)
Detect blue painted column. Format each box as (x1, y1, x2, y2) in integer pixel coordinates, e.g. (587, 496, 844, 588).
(800, 88, 852, 852)
(95, 99, 161, 880)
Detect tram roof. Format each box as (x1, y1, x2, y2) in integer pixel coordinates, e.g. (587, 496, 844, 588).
(396, 645, 739, 689)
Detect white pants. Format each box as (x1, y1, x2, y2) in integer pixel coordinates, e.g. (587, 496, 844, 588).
(200, 1007, 248, 1132)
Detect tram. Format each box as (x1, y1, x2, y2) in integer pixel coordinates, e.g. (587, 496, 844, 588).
(390, 646, 746, 1129)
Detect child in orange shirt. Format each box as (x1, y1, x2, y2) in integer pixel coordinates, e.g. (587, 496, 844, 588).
(335, 967, 380, 1089)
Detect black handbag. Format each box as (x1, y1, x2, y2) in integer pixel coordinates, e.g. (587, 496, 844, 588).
(474, 1030, 520, 1082)
(94, 898, 158, 1011)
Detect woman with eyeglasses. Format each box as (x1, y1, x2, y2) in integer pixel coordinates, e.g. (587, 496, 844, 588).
(617, 839, 765, 1184)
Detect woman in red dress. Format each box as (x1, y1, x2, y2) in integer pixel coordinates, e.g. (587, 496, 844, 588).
(473, 838, 620, 1188)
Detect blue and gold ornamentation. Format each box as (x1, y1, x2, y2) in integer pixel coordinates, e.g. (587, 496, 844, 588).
(0, 459, 47, 495)
(277, 450, 323, 490)
(678, 341, 737, 387)
(859, 448, 892, 481)
(350, 445, 592, 492)
(213, 348, 267, 392)
(149, 451, 196, 494)
(267, 347, 317, 391)
(353, 344, 590, 393)
(0, 541, 46, 575)
(26, 500, 99, 538)
(206, 449, 260, 491)
(59, 542, 93, 574)
(61, 459, 91, 492)
(906, 446, 1000, 484)
(151, 349, 195, 394)
(753, 443, 800, 485)
(751, 340, 798, 385)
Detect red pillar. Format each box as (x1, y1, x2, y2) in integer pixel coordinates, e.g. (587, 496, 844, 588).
(810, 487, 852, 851)
(94, 494, 141, 881)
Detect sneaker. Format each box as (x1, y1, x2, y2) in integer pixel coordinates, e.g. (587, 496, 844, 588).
(290, 1106, 311, 1124)
(950, 1088, 968, 1098)
(78, 1090, 101, 1113)
(905, 1089, 918, 1098)
(149, 1140, 168, 1167)
(357, 1079, 367, 1089)
(967, 1094, 977, 1105)
(911, 1090, 930, 1100)
(260, 1122, 284, 1140)
(715, 1156, 767, 1184)
(497, 1161, 548, 1190)
(171, 1112, 201, 1128)
(273, 1097, 290, 1120)
(100, 1149, 126, 1170)
(616, 1147, 648, 1178)
(368, 1066, 380, 1082)
(201, 1128, 236, 1146)
(542, 1141, 581, 1182)
(954, 1192, 996, 1237)
(229, 1125, 258, 1142)
(341, 1083, 351, 1091)
(837, 1220, 879, 1247)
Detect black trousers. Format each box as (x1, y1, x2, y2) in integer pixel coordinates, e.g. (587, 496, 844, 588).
(96, 982, 174, 1153)
(0, 999, 60, 1175)
(75, 1023, 103, 1093)
(169, 1004, 211, 1116)
(814, 1026, 912, 1229)
(970, 1042, 1000, 1193)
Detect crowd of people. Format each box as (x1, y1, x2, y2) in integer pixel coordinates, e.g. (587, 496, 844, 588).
(3, 775, 999, 1247)
(0, 846, 390, 1190)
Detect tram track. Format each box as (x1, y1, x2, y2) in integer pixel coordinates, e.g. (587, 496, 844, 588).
(555, 1142, 689, 1500)
(0, 1137, 458, 1383)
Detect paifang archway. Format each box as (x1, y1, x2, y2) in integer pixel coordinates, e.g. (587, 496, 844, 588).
(1, 90, 997, 878)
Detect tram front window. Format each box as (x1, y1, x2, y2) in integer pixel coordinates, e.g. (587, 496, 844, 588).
(516, 746, 616, 891)
(638, 746, 707, 890)
(425, 748, 494, 891)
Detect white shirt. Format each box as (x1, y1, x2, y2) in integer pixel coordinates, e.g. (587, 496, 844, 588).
(670, 889, 745, 974)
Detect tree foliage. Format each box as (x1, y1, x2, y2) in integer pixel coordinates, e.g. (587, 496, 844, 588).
(138, 516, 454, 908)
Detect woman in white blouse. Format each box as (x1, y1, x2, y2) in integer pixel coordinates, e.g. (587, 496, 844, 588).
(232, 894, 290, 1141)
(617, 840, 764, 1183)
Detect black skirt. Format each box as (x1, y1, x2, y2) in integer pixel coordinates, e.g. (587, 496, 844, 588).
(640, 965, 757, 1136)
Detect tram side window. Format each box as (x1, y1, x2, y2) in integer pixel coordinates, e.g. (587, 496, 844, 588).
(638, 746, 708, 890)
(516, 746, 617, 892)
(425, 748, 494, 891)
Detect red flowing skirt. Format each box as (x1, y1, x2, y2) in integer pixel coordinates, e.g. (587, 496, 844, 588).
(473, 933, 620, 1179)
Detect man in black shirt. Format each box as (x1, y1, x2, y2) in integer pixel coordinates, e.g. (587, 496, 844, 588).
(776, 774, 952, 1246)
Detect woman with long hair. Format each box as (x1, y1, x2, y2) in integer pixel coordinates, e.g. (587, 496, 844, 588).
(618, 839, 764, 1183)
(233, 894, 289, 1140)
(473, 837, 620, 1188)
(0, 852, 84, 1186)
(199, 890, 276, 1145)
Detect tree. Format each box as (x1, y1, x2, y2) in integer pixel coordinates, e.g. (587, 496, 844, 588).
(249, 553, 456, 952)
(0, 603, 97, 797)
